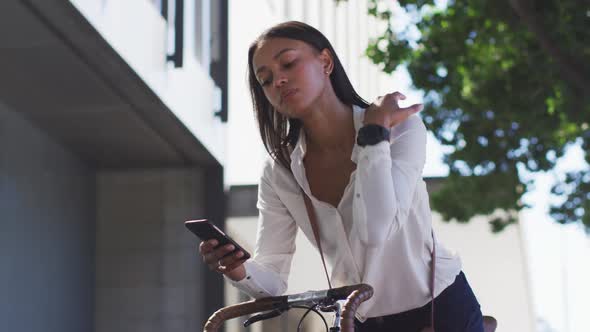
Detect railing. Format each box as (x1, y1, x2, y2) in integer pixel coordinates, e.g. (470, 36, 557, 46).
(156, 0, 228, 122)
(158, 0, 184, 68)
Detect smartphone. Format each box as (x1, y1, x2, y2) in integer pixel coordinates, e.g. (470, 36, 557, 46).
(184, 219, 251, 260)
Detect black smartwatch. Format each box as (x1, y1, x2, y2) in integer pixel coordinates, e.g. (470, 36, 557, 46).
(356, 124, 390, 147)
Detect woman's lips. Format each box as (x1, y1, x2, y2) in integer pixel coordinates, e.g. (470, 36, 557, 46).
(280, 89, 297, 103)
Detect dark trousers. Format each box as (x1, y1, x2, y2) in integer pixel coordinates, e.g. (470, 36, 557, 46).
(355, 271, 484, 332)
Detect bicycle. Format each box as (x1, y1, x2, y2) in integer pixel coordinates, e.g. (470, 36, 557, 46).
(203, 283, 374, 332)
(203, 282, 498, 332)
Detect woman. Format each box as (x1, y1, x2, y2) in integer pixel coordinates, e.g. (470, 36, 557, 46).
(199, 21, 484, 331)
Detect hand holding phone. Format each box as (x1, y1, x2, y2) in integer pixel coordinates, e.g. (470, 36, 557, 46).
(185, 219, 249, 280)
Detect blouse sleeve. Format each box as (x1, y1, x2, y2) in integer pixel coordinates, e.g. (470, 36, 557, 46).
(226, 160, 298, 298)
(352, 114, 427, 247)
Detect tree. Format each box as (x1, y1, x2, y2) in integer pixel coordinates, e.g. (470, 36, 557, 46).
(363, 0, 589, 232)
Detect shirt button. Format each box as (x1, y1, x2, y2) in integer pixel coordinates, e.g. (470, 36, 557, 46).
(356, 193, 361, 198)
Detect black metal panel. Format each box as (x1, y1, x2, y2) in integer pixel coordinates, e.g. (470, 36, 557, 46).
(210, 0, 228, 123)
(160, 0, 168, 19)
(166, 0, 184, 68)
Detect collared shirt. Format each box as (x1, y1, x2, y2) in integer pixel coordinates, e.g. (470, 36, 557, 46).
(227, 105, 462, 322)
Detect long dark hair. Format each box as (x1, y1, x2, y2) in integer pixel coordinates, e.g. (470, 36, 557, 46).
(247, 21, 369, 172)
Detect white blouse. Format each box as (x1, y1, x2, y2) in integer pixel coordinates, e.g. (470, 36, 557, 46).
(227, 105, 462, 322)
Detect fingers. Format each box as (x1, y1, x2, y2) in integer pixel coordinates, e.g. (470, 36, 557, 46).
(199, 240, 246, 273)
(219, 251, 247, 273)
(389, 91, 406, 102)
(200, 240, 231, 270)
(379, 92, 406, 110)
(199, 239, 218, 255)
(386, 103, 423, 127)
(392, 103, 423, 121)
(373, 92, 405, 108)
(399, 103, 423, 114)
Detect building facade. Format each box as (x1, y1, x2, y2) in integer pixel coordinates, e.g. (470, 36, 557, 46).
(0, 0, 228, 331)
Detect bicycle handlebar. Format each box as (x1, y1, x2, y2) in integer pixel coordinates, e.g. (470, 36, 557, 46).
(203, 283, 374, 332)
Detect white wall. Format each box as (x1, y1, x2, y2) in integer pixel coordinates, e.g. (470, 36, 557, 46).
(227, 0, 281, 186)
(68, 0, 226, 165)
(521, 209, 590, 332)
(434, 214, 535, 332)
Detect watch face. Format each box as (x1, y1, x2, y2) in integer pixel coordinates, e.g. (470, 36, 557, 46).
(357, 125, 390, 146)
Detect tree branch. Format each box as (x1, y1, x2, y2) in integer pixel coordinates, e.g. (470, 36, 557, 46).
(508, 0, 590, 96)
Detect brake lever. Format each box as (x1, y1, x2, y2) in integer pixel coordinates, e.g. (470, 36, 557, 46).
(319, 301, 342, 331)
(243, 307, 287, 327)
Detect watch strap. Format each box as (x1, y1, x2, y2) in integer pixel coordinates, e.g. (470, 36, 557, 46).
(357, 124, 390, 147)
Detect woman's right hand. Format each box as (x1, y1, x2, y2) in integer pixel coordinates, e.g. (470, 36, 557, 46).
(199, 239, 247, 281)
(363, 91, 423, 128)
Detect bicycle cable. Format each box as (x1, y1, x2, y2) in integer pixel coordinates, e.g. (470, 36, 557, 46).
(293, 304, 329, 332)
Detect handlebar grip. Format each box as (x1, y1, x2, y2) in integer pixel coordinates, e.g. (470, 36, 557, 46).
(340, 284, 374, 332)
(327, 284, 368, 300)
(203, 296, 286, 332)
(202, 283, 373, 332)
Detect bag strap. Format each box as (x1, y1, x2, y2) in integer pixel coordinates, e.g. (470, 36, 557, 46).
(430, 229, 436, 330)
(301, 189, 333, 289)
(301, 188, 437, 329)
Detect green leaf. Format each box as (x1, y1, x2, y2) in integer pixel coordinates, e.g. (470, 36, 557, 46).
(363, 0, 590, 233)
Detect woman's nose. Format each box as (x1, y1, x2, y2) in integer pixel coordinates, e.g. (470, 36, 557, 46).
(274, 76, 288, 88)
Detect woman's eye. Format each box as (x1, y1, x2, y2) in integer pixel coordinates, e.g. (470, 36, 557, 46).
(258, 59, 296, 87)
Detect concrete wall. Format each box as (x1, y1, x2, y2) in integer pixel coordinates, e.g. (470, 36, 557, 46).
(433, 214, 534, 332)
(0, 102, 225, 332)
(0, 103, 96, 332)
(95, 168, 211, 332)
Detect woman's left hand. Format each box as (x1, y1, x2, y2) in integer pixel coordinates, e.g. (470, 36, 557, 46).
(363, 92, 423, 128)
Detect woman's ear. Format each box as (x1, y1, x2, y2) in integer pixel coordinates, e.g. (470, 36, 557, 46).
(319, 48, 334, 75)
